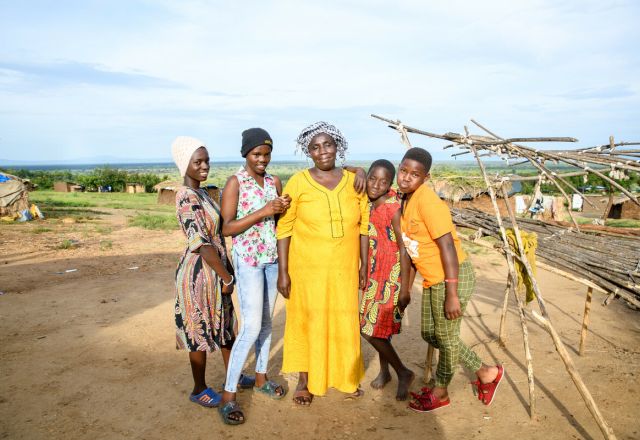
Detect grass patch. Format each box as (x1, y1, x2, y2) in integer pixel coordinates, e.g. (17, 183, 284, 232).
(605, 218, 640, 228)
(461, 241, 488, 255)
(32, 197, 93, 208)
(31, 226, 52, 234)
(57, 239, 79, 250)
(100, 240, 113, 250)
(30, 190, 174, 212)
(129, 213, 178, 230)
(94, 225, 113, 234)
(42, 207, 108, 222)
(567, 216, 640, 228)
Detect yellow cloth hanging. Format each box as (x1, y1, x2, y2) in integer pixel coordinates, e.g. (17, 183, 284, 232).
(505, 228, 538, 303)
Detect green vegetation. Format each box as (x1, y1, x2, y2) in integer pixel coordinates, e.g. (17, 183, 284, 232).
(100, 240, 113, 250)
(461, 241, 488, 255)
(30, 190, 174, 212)
(605, 219, 640, 228)
(94, 225, 113, 234)
(129, 213, 178, 230)
(1, 169, 76, 189)
(31, 226, 52, 234)
(57, 239, 77, 249)
(1, 166, 168, 192)
(41, 206, 109, 221)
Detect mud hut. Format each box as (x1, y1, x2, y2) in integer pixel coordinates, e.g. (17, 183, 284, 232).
(433, 179, 547, 218)
(153, 180, 181, 205)
(53, 181, 83, 193)
(577, 195, 640, 220)
(125, 183, 146, 194)
(154, 180, 220, 205)
(610, 196, 640, 220)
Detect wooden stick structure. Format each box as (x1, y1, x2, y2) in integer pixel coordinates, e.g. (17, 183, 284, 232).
(532, 311, 617, 439)
(579, 287, 593, 356)
(371, 114, 636, 439)
(469, 141, 537, 418)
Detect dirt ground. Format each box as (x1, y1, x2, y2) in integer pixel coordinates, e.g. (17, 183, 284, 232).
(1, 210, 639, 440)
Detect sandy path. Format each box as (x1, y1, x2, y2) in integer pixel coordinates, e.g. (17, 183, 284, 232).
(0, 221, 639, 440)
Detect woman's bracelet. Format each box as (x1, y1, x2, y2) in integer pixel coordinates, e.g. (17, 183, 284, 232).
(444, 278, 458, 284)
(222, 274, 235, 286)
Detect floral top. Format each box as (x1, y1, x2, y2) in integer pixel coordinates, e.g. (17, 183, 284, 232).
(232, 166, 278, 266)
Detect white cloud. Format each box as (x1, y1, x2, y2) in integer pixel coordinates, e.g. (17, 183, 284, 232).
(0, 0, 638, 161)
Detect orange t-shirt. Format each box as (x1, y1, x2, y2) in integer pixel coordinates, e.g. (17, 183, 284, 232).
(400, 184, 467, 288)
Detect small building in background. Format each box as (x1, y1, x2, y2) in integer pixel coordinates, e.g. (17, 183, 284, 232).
(153, 180, 220, 205)
(154, 180, 181, 205)
(572, 194, 640, 220)
(53, 181, 83, 192)
(125, 183, 146, 194)
(610, 197, 640, 220)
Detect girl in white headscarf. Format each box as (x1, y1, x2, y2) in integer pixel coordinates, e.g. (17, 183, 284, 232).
(171, 136, 244, 423)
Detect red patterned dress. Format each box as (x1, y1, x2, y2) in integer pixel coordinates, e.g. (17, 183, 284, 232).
(359, 190, 403, 338)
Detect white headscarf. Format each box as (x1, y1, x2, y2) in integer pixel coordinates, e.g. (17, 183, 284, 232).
(171, 136, 207, 176)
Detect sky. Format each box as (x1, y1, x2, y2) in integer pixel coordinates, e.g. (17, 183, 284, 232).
(1, 0, 639, 164)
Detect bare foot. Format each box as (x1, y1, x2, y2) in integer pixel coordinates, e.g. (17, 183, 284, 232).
(396, 369, 415, 401)
(370, 370, 392, 389)
(345, 388, 365, 400)
(476, 364, 499, 384)
(292, 388, 313, 406)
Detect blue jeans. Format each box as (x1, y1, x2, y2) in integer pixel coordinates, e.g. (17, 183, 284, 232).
(224, 252, 279, 393)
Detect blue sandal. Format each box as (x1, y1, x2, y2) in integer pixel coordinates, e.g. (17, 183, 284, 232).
(218, 400, 245, 425)
(254, 380, 286, 400)
(238, 374, 256, 389)
(189, 387, 221, 408)
(221, 373, 256, 391)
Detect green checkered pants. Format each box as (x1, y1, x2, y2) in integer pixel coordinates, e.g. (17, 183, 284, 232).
(421, 260, 482, 387)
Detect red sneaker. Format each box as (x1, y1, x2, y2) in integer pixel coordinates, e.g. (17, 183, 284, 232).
(472, 365, 504, 406)
(408, 389, 450, 413)
(409, 386, 432, 401)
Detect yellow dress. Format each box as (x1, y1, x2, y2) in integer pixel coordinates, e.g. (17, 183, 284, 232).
(276, 169, 369, 395)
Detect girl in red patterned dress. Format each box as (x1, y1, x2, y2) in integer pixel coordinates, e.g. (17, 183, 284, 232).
(359, 159, 415, 400)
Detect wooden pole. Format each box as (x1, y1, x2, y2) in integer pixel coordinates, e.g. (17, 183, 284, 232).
(498, 276, 512, 346)
(468, 140, 536, 418)
(526, 176, 543, 216)
(601, 137, 616, 221)
(511, 271, 536, 419)
(423, 345, 435, 385)
(579, 287, 593, 356)
(531, 311, 617, 440)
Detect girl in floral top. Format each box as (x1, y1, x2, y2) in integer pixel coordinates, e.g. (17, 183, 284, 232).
(219, 128, 291, 424)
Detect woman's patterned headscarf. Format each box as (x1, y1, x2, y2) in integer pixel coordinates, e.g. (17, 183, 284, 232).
(295, 121, 348, 162)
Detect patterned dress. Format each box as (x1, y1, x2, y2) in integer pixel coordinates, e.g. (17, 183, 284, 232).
(175, 187, 235, 352)
(359, 190, 403, 339)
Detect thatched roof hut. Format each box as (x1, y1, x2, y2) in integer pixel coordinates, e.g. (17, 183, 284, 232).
(154, 181, 220, 206)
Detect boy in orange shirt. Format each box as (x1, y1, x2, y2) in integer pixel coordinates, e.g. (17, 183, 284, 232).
(396, 147, 504, 412)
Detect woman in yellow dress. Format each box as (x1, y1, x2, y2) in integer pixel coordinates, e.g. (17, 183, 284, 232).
(276, 121, 369, 405)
